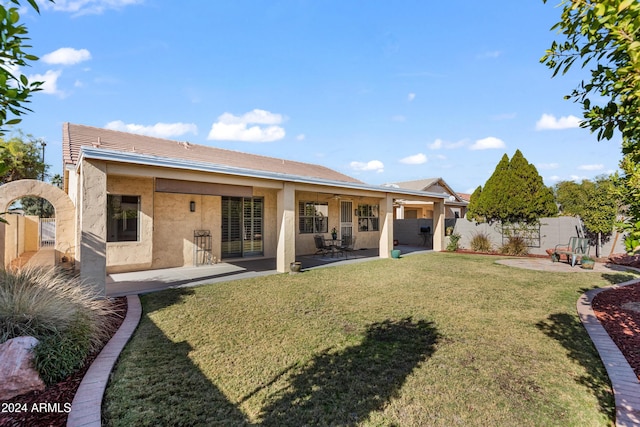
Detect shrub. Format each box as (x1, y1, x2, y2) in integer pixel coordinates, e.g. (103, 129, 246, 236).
(33, 313, 93, 384)
(470, 232, 492, 252)
(499, 236, 529, 256)
(446, 233, 461, 251)
(0, 266, 116, 384)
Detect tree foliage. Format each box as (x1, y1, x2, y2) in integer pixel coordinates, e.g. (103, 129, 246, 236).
(542, 0, 640, 252)
(467, 150, 557, 224)
(541, 0, 640, 147)
(0, 0, 54, 133)
(0, 132, 46, 184)
(555, 176, 619, 256)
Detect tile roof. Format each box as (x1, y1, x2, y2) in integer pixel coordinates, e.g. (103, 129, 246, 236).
(62, 123, 363, 184)
(389, 178, 440, 191)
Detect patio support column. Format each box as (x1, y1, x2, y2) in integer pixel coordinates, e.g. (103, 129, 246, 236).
(379, 194, 394, 258)
(79, 159, 107, 296)
(395, 204, 404, 219)
(432, 199, 445, 251)
(276, 182, 296, 273)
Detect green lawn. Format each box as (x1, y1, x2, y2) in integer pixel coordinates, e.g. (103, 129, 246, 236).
(103, 252, 638, 426)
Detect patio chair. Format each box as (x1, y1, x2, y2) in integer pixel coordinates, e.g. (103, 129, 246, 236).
(313, 235, 332, 257)
(336, 235, 356, 259)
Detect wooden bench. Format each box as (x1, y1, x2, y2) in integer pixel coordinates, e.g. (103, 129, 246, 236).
(553, 237, 590, 267)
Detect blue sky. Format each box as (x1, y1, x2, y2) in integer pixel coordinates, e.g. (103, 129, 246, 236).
(14, 0, 623, 193)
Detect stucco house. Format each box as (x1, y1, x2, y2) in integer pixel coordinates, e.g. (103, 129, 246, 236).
(388, 178, 469, 219)
(0, 123, 449, 295)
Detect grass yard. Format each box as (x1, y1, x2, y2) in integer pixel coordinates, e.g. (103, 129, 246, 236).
(103, 252, 638, 426)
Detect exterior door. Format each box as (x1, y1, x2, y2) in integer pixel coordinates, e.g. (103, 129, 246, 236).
(221, 197, 263, 258)
(340, 201, 353, 239)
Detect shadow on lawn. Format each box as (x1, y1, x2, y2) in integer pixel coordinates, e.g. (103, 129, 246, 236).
(103, 288, 250, 426)
(106, 290, 439, 426)
(258, 317, 439, 426)
(536, 313, 614, 421)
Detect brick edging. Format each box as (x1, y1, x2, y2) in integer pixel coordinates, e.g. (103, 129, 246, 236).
(577, 279, 640, 427)
(67, 294, 142, 427)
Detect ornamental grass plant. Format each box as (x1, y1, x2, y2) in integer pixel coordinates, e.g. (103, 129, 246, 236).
(469, 231, 493, 252)
(0, 266, 116, 384)
(500, 235, 530, 256)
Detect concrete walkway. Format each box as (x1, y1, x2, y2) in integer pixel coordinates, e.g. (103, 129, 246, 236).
(69, 253, 639, 426)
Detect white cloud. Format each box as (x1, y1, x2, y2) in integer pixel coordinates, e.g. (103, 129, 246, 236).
(428, 139, 442, 149)
(105, 120, 198, 138)
(537, 162, 560, 170)
(41, 0, 143, 16)
(42, 48, 91, 65)
(578, 164, 604, 171)
(207, 109, 286, 142)
(535, 113, 582, 130)
(29, 70, 64, 96)
(407, 92, 416, 102)
(470, 136, 506, 150)
(296, 134, 306, 141)
(570, 174, 589, 181)
(350, 160, 384, 173)
(547, 175, 562, 183)
(428, 138, 466, 150)
(399, 153, 427, 165)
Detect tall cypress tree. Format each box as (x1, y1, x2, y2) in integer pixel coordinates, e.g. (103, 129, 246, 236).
(467, 150, 557, 224)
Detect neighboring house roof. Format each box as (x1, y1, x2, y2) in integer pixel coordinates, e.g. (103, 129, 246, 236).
(388, 177, 468, 205)
(62, 123, 362, 184)
(457, 193, 472, 202)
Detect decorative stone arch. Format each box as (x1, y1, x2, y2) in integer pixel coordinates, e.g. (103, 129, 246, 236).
(0, 179, 76, 265)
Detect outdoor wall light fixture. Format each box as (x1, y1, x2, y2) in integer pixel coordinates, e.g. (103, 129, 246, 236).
(190, 201, 196, 212)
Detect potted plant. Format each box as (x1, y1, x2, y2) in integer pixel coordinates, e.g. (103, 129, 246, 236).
(290, 261, 302, 274)
(331, 227, 338, 240)
(580, 256, 595, 270)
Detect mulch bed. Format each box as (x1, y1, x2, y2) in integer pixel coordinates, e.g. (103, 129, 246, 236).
(0, 297, 127, 427)
(592, 282, 640, 380)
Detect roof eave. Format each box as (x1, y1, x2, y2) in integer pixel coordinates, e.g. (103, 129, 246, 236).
(77, 147, 447, 200)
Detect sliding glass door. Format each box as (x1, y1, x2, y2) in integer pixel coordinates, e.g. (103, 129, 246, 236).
(221, 197, 263, 258)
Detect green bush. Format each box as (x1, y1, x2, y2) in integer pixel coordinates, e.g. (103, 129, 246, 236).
(446, 233, 461, 251)
(0, 266, 116, 384)
(470, 232, 492, 252)
(33, 313, 93, 384)
(499, 236, 529, 256)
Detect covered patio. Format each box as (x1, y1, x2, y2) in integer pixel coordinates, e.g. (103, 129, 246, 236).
(106, 245, 432, 297)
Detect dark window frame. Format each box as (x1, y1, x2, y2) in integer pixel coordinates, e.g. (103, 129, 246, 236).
(107, 194, 140, 242)
(298, 201, 329, 234)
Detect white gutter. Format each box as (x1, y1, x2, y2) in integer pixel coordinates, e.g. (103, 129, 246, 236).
(77, 147, 447, 200)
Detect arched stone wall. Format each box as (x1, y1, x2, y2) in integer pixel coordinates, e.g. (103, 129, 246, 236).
(0, 179, 76, 265)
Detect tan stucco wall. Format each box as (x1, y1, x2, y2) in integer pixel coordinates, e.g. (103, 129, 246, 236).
(102, 174, 279, 273)
(256, 188, 277, 258)
(24, 216, 39, 252)
(0, 180, 76, 267)
(2, 214, 23, 267)
(151, 192, 220, 270)
(294, 192, 385, 255)
(106, 176, 154, 273)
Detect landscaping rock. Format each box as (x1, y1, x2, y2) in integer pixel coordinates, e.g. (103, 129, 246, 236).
(0, 336, 45, 401)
